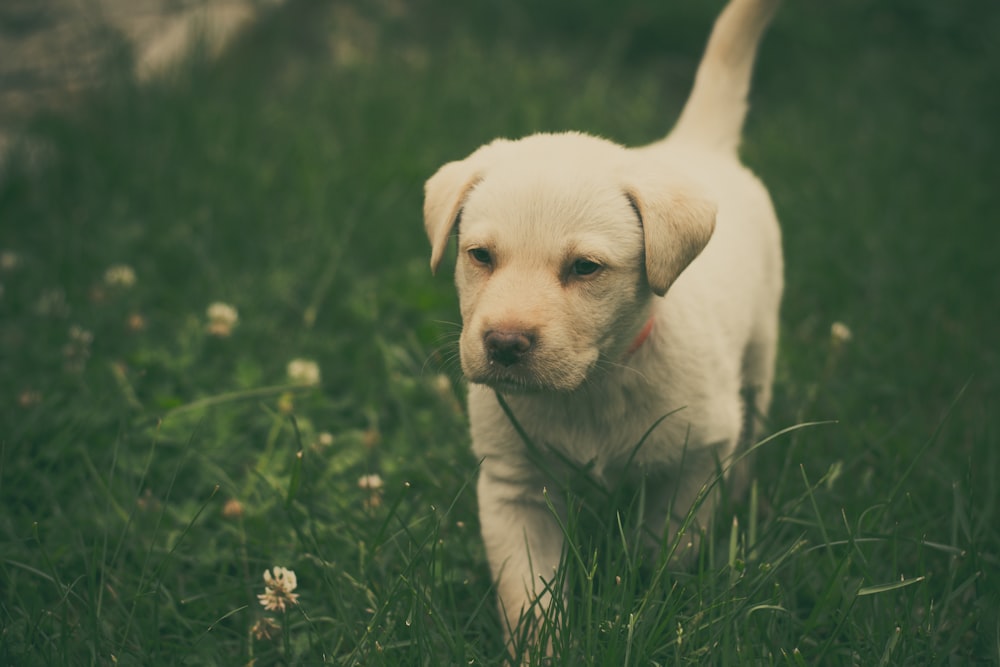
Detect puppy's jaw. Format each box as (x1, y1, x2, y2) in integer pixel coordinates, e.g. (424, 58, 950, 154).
(459, 309, 601, 393)
(461, 338, 599, 394)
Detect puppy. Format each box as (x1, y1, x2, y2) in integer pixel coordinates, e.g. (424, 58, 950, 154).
(423, 0, 783, 642)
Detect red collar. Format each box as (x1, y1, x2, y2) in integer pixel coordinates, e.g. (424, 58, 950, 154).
(626, 316, 655, 355)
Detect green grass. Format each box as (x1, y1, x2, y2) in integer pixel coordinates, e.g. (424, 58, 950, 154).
(1, 0, 998, 664)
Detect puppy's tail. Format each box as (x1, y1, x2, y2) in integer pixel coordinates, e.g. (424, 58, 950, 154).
(667, 0, 781, 153)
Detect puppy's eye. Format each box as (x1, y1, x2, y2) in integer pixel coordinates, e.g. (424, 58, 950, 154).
(468, 248, 492, 266)
(571, 259, 602, 276)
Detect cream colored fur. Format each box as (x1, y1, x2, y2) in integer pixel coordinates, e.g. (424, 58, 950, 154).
(423, 0, 783, 644)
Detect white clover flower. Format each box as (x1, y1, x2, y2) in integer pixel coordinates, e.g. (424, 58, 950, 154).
(315, 431, 334, 448)
(206, 302, 239, 337)
(18, 389, 42, 408)
(258, 566, 299, 612)
(68, 325, 94, 345)
(830, 321, 853, 346)
(127, 313, 146, 332)
(431, 374, 452, 394)
(63, 325, 94, 373)
(357, 474, 384, 491)
(35, 288, 69, 317)
(251, 617, 281, 640)
(222, 498, 244, 519)
(359, 473, 384, 509)
(264, 566, 297, 592)
(0, 250, 19, 271)
(103, 264, 136, 287)
(287, 358, 321, 385)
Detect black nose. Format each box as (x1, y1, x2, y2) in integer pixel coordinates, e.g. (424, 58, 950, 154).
(484, 330, 535, 367)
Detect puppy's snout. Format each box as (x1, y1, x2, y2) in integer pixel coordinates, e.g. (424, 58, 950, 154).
(484, 329, 535, 367)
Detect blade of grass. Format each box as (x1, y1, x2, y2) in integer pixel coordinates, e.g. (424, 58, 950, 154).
(857, 576, 925, 596)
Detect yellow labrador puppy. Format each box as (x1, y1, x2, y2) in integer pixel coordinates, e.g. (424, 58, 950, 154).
(424, 0, 783, 640)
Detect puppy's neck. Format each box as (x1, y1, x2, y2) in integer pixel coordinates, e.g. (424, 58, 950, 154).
(625, 316, 655, 356)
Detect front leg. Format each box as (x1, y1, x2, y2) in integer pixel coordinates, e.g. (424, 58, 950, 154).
(477, 459, 565, 647)
(643, 437, 739, 564)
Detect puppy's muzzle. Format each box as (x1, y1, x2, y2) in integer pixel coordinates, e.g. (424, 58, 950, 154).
(484, 329, 535, 367)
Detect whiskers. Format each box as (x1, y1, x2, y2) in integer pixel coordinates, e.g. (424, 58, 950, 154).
(593, 356, 653, 386)
(418, 320, 651, 396)
(420, 320, 463, 377)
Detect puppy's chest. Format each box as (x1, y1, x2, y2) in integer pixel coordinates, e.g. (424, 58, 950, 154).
(518, 390, 693, 482)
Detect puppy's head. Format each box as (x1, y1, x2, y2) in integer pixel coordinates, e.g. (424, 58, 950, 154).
(424, 132, 715, 393)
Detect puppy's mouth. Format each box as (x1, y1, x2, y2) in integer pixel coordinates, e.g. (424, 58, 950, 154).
(469, 364, 555, 394)
(462, 332, 596, 394)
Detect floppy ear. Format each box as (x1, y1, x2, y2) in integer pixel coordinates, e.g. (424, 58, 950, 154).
(626, 185, 717, 296)
(423, 159, 482, 274)
(424, 140, 511, 273)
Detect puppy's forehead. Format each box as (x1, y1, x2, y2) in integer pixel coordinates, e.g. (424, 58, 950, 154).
(460, 136, 640, 254)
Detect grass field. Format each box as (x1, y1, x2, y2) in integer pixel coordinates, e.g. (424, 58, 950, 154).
(1, 0, 998, 664)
